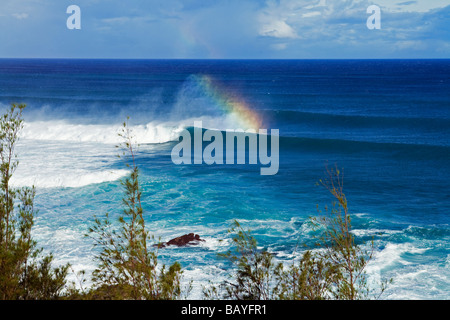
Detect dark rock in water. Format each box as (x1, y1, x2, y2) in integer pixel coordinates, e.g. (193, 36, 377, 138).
(157, 233, 204, 248)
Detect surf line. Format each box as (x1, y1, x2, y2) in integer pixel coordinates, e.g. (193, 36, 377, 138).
(171, 121, 279, 175)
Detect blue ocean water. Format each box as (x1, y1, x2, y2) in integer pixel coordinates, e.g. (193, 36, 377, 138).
(0, 59, 449, 299)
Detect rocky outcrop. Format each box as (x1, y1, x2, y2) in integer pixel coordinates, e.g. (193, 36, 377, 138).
(157, 233, 204, 248)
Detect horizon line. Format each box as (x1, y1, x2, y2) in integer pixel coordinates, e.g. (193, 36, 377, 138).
(0, 57, 449, 61)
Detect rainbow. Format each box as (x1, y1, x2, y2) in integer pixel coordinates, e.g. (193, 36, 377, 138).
(193, 74, 263, 131)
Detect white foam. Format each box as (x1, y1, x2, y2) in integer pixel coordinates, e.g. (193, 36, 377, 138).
(351, 228, 403, 237)
(21, 120, 185, 144)
(380, 262, 450, 300)
(368, 242, 428, 271)
(182, 265, 229, 299)
(20, 114, 250, 145)
(12, 140, 129, 188)
(198, 237, 231, 251)
(12, 169, 129, 189)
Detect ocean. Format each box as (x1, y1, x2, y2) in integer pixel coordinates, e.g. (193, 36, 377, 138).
(0, 59, 449, 299)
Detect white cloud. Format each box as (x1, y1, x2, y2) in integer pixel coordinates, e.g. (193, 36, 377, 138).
(259, 18, 298, 38)
(305, 0, 327, 9)
(302, 11, 322, 18)
(254, 0, 449, 57)
(101, 15, 157, 25)
(257, 0, 330, 40)
(394, 40, 426, 50)
(271, 42, 288, 50)
(101, 17, 131, 24)
(376, 0, 449, 12)
(12, 13, 28, 20)
(257, 0, 303, 39)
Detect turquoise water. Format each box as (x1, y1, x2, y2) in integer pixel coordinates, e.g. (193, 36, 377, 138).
(1, 59, 449, 299)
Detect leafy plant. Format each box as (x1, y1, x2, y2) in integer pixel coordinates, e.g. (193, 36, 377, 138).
(204, 164, 391, 300)
(86, 118, 184, 300)
(206, 220, 277, 300)
(0, 104, 69, 300)
(311, 165, 392, 299)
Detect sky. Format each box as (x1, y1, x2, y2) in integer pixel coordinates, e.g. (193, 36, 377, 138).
(0, 0, 449, 59)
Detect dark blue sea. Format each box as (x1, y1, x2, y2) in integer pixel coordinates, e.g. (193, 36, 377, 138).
(0, 59, 449, 299)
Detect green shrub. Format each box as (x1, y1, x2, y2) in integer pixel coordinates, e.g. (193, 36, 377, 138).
(0, 104, 69, 300)
(86, 118, 184, 300)
(204, 165, 391, 300)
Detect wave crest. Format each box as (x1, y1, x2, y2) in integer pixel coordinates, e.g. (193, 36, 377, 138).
(21, 120, 185, 144)
(11, 169, 129, 189)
